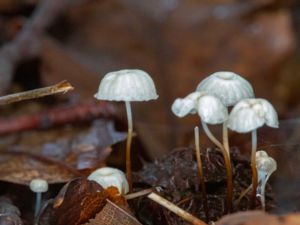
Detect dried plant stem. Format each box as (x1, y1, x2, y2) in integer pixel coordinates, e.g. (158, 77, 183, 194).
(251, 130, 258, 207)
(148, 193, 207, 225)
(194, 126, 209, 220)
(0, 80, 73, 105)
(201, 120, 233, 213)
(125, 101, 133, 192)
(235, 184, 252, 206)
(125, 188, 155, 200)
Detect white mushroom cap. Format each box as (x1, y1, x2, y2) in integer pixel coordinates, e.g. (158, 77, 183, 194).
(196, 71, 254, 107)
(88, 167, 129, 195)
(94, 69, 158, 102)
(171, 92, 204, 117)
(29, 179, 48, 193)
(227, 98, 279, 133)
(197, 95, 228, 124)
(256, 150, 269, 160)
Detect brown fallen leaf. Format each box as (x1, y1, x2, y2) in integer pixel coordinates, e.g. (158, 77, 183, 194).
(84, 199, 142, 225)
(0, 119, 126, 185)
(51, 178, 108, 225)
(216, 211, 300, 225)
(50, 177, 132, 225)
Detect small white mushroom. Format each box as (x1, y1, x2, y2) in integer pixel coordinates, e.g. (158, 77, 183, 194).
(256, 151, 277, 210)
(29, 179, 48, 217)
(227, 98, 278, 202)
(88, 167, 129, 195)
(196, 71, 255, 162)
(171, 92, 232, 211)
(94, 69, 158, 192)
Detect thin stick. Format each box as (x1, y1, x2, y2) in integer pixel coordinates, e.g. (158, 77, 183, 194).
(235, 184, 252, 206)
(0, 80, 73, 105)
(148, 193, 207, 225)
(223, 122, 230, 160)
(125, 188, 155, 200)
(201, 120, 233, 213)
(125, 101, 133, 192)
(251, 130, 258, 207)
(194, 126, 209, 220)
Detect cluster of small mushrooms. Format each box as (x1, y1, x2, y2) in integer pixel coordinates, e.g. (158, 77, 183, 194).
(28, 70, 278, 224)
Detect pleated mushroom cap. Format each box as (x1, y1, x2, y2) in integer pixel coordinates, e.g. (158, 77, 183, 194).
(196, 71, 254, 106)
(197, 95, 228, 125)
(88, 167, 129, 195)
(94, 69, 158, 101)
(227, 98, 279, 133)
(171, 92, 204, 117)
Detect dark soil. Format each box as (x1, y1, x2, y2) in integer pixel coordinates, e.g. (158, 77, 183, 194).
(131, 147, 275, 224)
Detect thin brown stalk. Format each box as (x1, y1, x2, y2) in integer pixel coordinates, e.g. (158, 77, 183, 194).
(0, 80, 73, 105)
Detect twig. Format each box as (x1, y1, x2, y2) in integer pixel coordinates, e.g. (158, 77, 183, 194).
(125, 188, 155, 200)
(0, 100, 117, 135)
(147, 192, 207, 225)
(0, 80, 73, 105)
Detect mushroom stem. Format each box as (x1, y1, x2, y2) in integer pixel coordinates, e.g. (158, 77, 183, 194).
(222, 122, 230, 160)
(148, 192, 207, 225)
(125, 101, 133, 192)
(201, 120, 233, 213)
(34, 192, 42, 217)
(251, 129, 258, 207)
(194, 127, 209, 220)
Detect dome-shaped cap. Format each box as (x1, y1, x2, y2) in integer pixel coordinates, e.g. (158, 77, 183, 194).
(196, 71, 254, 106)
(227, 98, 279, 133)
(88, 167, 129, 195)
(29, 179, 48, 193)
(171, 92, 204, 118)
(256, 155, 277, 174)
(94, 69, 158, 102)
(256, 150, 269, 160)
(197, 95, 228, 124)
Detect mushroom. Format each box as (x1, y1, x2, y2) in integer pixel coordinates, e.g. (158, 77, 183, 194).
(172, 92, 233, 212)
(227, 98, 278, 205)
(256, 150, 277, 210)
(88, 167, 129, 195)
(197, 95, 233, 212)
(29, 178, 48, 217)
(196, 71, 254, 158)
(95, 69, 158, 191)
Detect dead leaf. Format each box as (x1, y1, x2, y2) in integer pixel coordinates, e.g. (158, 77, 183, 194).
(51, 178, 108, 225)
(216, 211, 300, 225)
(84, 200, 142, 225)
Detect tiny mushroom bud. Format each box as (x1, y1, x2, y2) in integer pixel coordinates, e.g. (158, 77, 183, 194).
(256, 150, 277, 210)
(171, 92, 204, 117)
(88, 167, 129, 195)
(196, 71, 254, 107)
(29, 178, 48, 217)
(227, 98, 278, 204)
(94, 69, 158, 192)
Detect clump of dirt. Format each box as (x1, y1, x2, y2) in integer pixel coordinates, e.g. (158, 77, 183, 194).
(132, 147, 275, 224)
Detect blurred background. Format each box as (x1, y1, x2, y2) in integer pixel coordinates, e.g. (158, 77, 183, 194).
(0, 0, 300, 213)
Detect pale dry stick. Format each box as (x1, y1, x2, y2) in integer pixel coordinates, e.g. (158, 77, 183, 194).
(0, 80, 73, 105)
(194, 127, 209, 220)
(148, 192, 207, 225)
(125, 188, 156, 200)
(235, 184, 252, 207)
